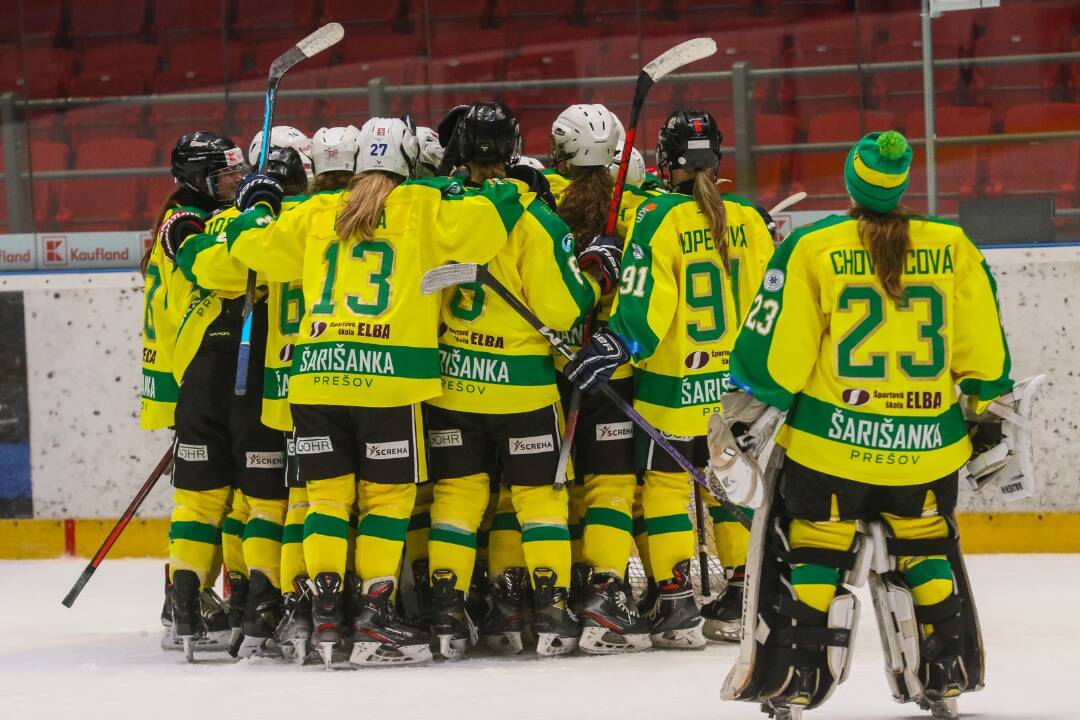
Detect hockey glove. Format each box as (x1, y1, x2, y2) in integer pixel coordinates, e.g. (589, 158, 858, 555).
(578, 234, 623, 294)
(963, 374, 1046, 502)
(157, 210, 205, 262)
(754, 204, 780, 244)
(235, 172, 284, 215)
(506, 164, 558, 211)
(563, 328, 629, 394)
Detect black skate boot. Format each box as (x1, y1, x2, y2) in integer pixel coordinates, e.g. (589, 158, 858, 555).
(531, 567, 580, 657)
(170, 570, 201, 662)
(919, 654, 966, 719)
(578, 572, 651, 655)
(466, 559, 489, 629)
(568, 562, 592, 615)
(310, 572, 346, 668)
(701, 568, 744, 642)
(431, 569, 476, 660)
(275, 576, 313, 665)
(225, 571, 249, 653)
(761, 665, 819, 720)
(637, 576, 659, 617)
(409, 559, 434, 628)
(160, 563, 175, 651)
(349, 577, 433, 666)
(479, 567, 530, 655)
(647, 560, 705, 649)
(234, 570, 282, 658)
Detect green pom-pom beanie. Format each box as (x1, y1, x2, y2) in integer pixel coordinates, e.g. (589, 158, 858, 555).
(844, 130, 913, 213)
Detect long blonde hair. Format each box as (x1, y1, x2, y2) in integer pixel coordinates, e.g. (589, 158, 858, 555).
(692, 170, 729, 271)
(850, 204, 914, 303)
(558, 166, 614, 252)
(335, 171, 399, 241)
(310, 170, 354, 193)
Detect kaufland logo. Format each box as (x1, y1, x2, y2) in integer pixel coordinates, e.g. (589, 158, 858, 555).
(0, 248, 31, 264)
(42, 236, 67, 266)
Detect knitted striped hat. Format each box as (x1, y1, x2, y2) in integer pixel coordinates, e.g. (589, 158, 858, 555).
(844, 130, 912, 213)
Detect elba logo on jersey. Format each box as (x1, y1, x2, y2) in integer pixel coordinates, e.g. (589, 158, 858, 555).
(310, 320, 328, 338)
(509, 434, 555, 455)
(279, 343, 294, 362)
(842, 388, 871, 406)
(685, 351, 710, 370)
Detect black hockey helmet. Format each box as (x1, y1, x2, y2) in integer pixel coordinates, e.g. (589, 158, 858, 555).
(265, 146, 308, 195)
(455, 101, 521, 166)
(656, 110, 722, 176)
(171, 131, 247, 199)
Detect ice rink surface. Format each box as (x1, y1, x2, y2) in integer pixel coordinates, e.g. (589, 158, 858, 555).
(2, 554, 1076, 720)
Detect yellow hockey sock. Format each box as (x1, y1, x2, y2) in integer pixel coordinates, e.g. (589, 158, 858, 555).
(707, 497, 753, 571)
(355, 480, 415, 584)
(632, 482, 651, 576)
(406, 481, 434, 566)
(243, 495, 286, 589)
(642, 470, 694, 580)
(169, 486, 231, 587)
(885, 502, 954, 634)
(568, 481, 586, 566)
(429, 473, 490, 592)
(303, 473, 355, 579)
(582, 473, 636, 576)
(280, 486, 309, 589)
(787, 518, 858, 613)
(221, 488, 249, 578)
(488, 484, 525, 578)
(511, 484, 571, 588)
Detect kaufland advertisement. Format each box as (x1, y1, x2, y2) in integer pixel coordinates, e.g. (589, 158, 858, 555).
(0, 232, 152, 271)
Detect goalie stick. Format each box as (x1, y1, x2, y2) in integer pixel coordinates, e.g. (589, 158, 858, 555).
(62, 446, 174, 607)
(234, 22, 345, 396)
(555, 37, 717, 489)
(422, 262, 751, 530)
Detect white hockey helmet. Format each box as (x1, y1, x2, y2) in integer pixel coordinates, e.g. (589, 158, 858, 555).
(515, 155, 546, 171)
(550, 104, 620, 167)
(356, 117, 421, 179)
(248, 125, 312, 179)
(610, 146, 645, 185)
(416, 126, 444, 177)
(311, 125, 362, 175)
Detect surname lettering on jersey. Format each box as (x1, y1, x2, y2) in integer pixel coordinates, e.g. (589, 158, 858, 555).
(828, 407, 944, 451)
(297, 343, 395, 375)
(680, 373, 732, 406)
(828, 247, 954, 276)
(439, 348, 511, 384)
(678, 224, 747, 254)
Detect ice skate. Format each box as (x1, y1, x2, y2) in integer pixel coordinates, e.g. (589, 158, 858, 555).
(431, 569, 476, 660)
(234, 570, 282, 659)
(309, 572, 347, 668)
(647, 560, 706, 649)
(225, 571, 248, 652)
(275, 577, 313, 665)
(700, 579, 743, 642)
(170, 570, 200, 662)
(568, 562, 592, 615)
(918, 655, 966, 718)
(466, 559, 489, 631)
(349, 577, 433, 666)
(636, 576, 659, 618)
(479, 567, 530, 655)
(409, 559, 434, 628)
(577, 572, 651, 654)
(161, 570, 230, 653)
(531, 567, 579, 656)
(920, 697, 959, 720)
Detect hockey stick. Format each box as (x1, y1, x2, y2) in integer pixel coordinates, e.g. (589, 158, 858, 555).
(555, 37, 718, 489)
(693, 482, 711, 596)
(769, 191, 806, 215)
(62, 445, 174, 607)
(422, 263, 751, 530)
(234, 22, 344, 396)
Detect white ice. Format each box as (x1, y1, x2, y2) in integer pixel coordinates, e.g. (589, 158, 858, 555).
(2, 555, 1076, 720)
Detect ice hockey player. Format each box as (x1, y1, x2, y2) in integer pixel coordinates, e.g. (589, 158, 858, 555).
(544, 103, 653, 654)
(423, 101, 600, 659)
(173, 135, 310, 659)
(249, 125, 313, 181)
(565, 109, 774, 650)
(222, 116, 529, 668)
(716, 130, 1033, 719)
(146, 131, 245, 656)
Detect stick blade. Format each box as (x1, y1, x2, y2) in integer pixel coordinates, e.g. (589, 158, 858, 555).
(421, 263, 479, 294)
(643, 37, 717, 82)
(768, 191, 807, 215)
(297, 22, 345, 57)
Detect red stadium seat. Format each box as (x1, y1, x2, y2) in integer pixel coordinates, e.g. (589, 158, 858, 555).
(971, 35, 1062, 117)
(783, 46, 879, 122)
(29, 139, 70, 230)
(874, 42, 962, 120)
(65, 73, 149, 146)
(58, 137, 157, 231)
(505, 50, 580, 109)
(145, 173, 183, 228)
(165, 38, 247, 80)
(78, 44, 161, 88)
(1, 47, 76, 96)
(0, 0, 63, 44)
(494, 0, 576, 24)
(514, 108, 554, 159)
(152, 0, 226, 38)
(70, 0, 148, 42)
(986, 102, 1080, 209)
(339, 33, 425, 66)
(149, 75, 230, 154)
(713, 113, 798, 209)
(904, 105, 992, 214)
(787, 16, 869, 53)
(233, 0, 315, 40)
(878, 10, 977, 50)
(321, 0, 407, 27)
(978, 4, 1074, 46)
(791, 109, 897, 209)
(426, 56, 505, 112)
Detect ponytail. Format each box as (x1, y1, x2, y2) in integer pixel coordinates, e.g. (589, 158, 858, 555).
(309, 170, 355, 194)
(335, 171, 398, 242)
(850, 204, 914, 303)
(558, 166, 614, 252)
(692, 170, 729, 271)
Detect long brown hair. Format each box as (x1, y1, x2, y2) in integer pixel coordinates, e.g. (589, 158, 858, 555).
(692, 170, 729, 271)
(850, 204, 914, 303)
(309, 170, 354, 193)
(142, 186, 205, 275)
(335, 171, 398, 242)
(558, 166, 613, 252)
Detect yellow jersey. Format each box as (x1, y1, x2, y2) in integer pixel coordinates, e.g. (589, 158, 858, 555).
(730, 214, 1013, 485)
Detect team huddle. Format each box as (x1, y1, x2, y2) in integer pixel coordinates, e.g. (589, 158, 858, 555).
(141, 94, 1039, 720)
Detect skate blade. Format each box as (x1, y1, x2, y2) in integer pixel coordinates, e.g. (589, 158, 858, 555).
(702, 618, 742, 643)
(161, 628, 231, 652)
(437, 634, 468, 660)
(483, 631, 524, 655)
(535, 632, 579, 657)
(578, 626, 652, 655)
(181, 636, 195, 664)
(763, 703, 803, 720)
(349, 641, 433, 667)
(920, 697, 959, 720)
(235, 635, 282, 659)
(317, 641, 336, 669)
(279, 637, 310, 665)
(650, 619, 707, 649)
